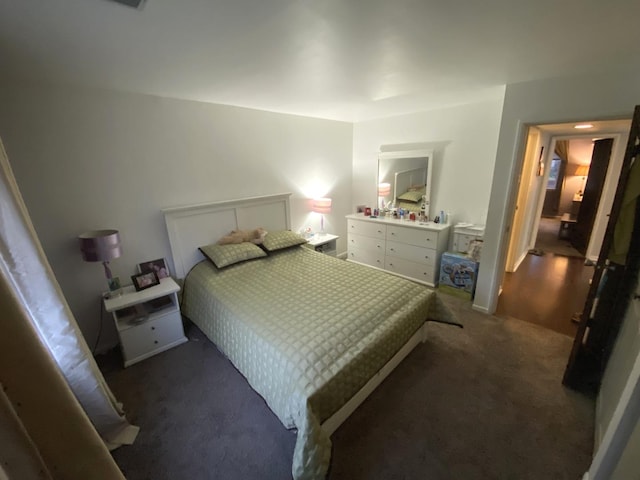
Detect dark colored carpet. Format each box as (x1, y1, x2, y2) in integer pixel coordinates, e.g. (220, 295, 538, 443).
(101, 294, 595, 480)
(535, 217, 584, 258)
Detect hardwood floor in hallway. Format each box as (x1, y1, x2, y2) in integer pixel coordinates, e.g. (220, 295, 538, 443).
(495, 252, 594, 337)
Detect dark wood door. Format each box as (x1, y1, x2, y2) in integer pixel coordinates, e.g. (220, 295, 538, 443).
(571, 138, 614, 253)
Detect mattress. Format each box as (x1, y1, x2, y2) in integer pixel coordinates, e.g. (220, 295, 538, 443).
(181, 246, 454, 479)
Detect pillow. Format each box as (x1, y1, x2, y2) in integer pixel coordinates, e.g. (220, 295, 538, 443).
(397, 190, 424, 203)
(199, 242, 266, 268)
(261, 230, 307, 252)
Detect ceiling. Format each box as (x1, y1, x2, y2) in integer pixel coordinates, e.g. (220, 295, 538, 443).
(1, 0, 639, 122)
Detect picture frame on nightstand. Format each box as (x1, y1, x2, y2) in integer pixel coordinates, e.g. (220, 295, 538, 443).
(138, 257, 170, 279)
(131, 271, 160, 291)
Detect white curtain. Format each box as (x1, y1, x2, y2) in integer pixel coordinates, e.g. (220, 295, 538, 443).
(0, 139, 138, 451)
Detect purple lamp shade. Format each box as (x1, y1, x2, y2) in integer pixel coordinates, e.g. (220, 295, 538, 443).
(79, 230, 122, 283)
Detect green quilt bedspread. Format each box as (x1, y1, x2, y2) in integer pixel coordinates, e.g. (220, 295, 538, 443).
(182, 246, 454, 479)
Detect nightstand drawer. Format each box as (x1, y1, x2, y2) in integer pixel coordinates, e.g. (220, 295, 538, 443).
(387, 225, 439, 247)
(119, 310, 184, 363)
(347, 245, 385, 269)
(348, 219, 386, 239)
(386, 240, 437, 266)
(348, 233, 386, 253)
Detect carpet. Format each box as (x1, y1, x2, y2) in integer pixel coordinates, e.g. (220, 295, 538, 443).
(535, 217, 584, 258)
(102, 294, 595, 480)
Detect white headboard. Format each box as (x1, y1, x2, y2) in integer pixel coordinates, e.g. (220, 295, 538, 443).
(162, 193, 292, 279)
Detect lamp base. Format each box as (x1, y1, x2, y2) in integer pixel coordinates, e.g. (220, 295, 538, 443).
(106, 277, 122, 298)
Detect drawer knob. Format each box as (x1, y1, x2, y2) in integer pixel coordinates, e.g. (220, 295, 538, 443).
(377, 230, 382, 233)
(151, 326, 155, 330)
(390, 248, 395, 251)
(154, 340, 158, 344)
(391, 232, 396, 235)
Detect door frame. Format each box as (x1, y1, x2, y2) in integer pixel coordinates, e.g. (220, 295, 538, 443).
(505, 131, 627, 274)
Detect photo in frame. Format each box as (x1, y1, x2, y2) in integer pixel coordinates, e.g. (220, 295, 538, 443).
(131, 271, 160, 291)
(138, 258, 170, 279)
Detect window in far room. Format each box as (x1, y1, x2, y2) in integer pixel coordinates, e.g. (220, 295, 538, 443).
(546, 155, 562, 189)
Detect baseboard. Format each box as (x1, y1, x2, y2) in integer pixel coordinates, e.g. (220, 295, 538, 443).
(512, 250, 528, 272)
(471, 304, 489, 314)
(337, 251, 347, 260)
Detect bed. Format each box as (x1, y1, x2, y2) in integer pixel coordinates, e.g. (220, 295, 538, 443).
(163, 193, 455, 480)
(393, 167, 427, 213)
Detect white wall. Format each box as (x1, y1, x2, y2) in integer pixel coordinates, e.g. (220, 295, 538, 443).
(598, 275, 640, 446)
(0, 82, 353, 352)
(475, 67, 640, 315)
(611, 414, 640, 479)
(505, 127, 545, 272)
(352, 96, 505, 228)
(589, 275, 640, 480)
(559, 139, 593, 215)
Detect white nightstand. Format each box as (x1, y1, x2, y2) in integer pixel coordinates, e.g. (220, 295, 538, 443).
(103, 277, 187, 367)
(306, 233, 339, 256)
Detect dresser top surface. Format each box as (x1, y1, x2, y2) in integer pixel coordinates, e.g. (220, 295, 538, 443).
(346, 213, 451, 232)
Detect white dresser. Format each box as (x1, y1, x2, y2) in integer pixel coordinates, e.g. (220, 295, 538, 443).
(346, 214, 450, 286)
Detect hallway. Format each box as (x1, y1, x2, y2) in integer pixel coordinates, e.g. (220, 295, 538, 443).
(496, 202, 596, 337)
(496, 252, 594, 337)
(533, 217, 584, 258)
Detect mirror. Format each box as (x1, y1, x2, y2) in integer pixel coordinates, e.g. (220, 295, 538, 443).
(378, 149, 432, 218)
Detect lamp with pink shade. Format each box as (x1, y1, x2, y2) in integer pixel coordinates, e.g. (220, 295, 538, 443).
(312, 197, 332, 235)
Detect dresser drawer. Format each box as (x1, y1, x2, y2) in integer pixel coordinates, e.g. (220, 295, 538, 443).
(348, 233, 386, 253)
(386, 240, 437, 266)
(347, 245, 385, 269)
(348, 219, 386, 239)
(119, 310, 184, 362)
(385, 256, 437, 285)
(387, 225, 439, 248)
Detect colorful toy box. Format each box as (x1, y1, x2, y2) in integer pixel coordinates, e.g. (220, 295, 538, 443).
(438, 251, 479, 300)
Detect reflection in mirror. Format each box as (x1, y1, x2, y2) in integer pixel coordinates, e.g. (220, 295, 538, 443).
(378, 149, 432, 219)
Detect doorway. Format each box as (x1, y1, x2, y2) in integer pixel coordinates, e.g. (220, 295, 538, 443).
(496, 121, 630, 337)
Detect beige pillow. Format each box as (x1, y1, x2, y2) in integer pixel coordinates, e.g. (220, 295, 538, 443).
(261, 230, 307, 252)
(397, 190, 424, 203)
(199, 242, 267, 268)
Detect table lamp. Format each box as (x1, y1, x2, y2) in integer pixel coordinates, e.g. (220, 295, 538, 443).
(79, 229, 122, 296)
(312, 198, 332, 235)
(378, 182, 391, 209)
(575, 165, 589, 195)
